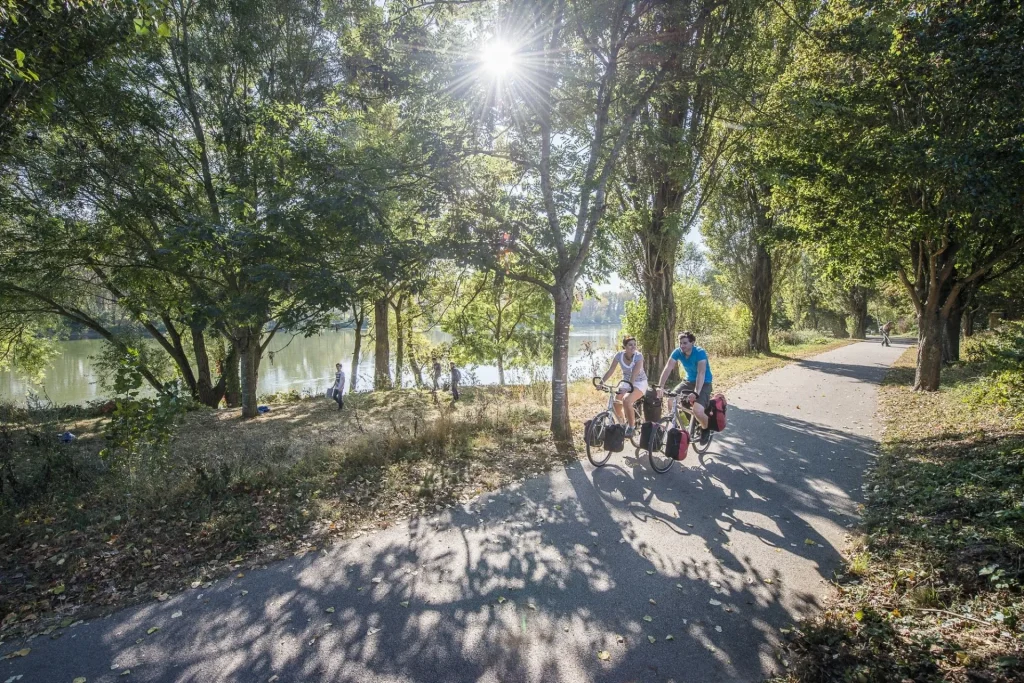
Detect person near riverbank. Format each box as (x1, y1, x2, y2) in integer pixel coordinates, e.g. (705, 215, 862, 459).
(450, 362, 461, 401)
(432, 358, 443, 392)
(331, 363, 345, 410)
(657, 331, 713, 433)
(599, 335, 647, 437)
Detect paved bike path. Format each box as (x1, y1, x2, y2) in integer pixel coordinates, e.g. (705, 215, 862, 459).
(1, 340, 910, 683)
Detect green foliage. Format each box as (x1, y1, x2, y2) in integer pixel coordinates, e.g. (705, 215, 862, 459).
(620, 298, 646, 341)
(441, 272, 552, 382)
(769, 329, 829, 348)
(0, 313, 57, 381)
(964, 323, 1024, 426)
(675, 278, 735, 337)
(100, 349, 189, 480)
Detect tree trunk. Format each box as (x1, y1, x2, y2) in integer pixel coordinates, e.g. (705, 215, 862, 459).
(392, 294, 405, 389)
(916, 307, 945, 391)
(846, 286, 869, 339)
(749, 241, 773, 353)
(406, 297, 425, 388)
(191, 325, 225, 408)
(943, 298, 963, 364)
(641, 261, 678, 385)
(497, 354, 505, 386)
(350, 304, 365, 393)
(223, 344, 241, 408)
(550, 284, 573, 444)
(373, 297, 391, 390)
(964, 307, 977, 337)
(235, 326, 261, 418)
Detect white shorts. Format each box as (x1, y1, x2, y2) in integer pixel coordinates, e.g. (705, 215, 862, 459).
(617, 380, 648, 395)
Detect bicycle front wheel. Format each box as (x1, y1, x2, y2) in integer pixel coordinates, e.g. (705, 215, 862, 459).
(690, 416, 713, 456)
(628, 403, 643, 448)
(649, 417, 676, 474)
(585, 411, 614, 467)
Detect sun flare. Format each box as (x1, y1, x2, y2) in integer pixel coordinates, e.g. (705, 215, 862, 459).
(480, 39, 517, 77)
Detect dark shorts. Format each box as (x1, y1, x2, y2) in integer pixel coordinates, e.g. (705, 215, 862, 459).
(674, 381, 712, 409)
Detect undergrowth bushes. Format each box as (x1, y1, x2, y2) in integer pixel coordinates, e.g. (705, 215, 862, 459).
(963, 322, 1024, 426)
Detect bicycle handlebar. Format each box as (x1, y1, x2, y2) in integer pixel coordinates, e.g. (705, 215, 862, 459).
(592, 376, 634, 394)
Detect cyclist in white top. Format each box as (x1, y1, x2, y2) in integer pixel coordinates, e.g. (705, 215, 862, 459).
(598, 335, 648, 437)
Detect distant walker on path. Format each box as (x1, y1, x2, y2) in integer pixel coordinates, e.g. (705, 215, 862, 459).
(880, 320, 894, 347)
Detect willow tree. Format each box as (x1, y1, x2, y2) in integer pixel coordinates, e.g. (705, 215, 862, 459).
(1, 0, 385, 416)
(611, 0, 768, 375)
(456, 0, 726, 443)
(702, 159, 793, 353)
(766, 0, 1024, 390)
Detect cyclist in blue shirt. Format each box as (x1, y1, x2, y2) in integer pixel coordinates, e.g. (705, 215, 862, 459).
(656, 331, 713, 433)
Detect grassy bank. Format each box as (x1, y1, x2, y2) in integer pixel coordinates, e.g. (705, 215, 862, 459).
(777, 343, 1024, 682)
(0, 335, 853, 640)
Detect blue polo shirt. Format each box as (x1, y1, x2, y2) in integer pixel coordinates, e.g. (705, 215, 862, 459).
(670, 345, 713, 383)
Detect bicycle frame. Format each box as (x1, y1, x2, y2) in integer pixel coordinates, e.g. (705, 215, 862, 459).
(592, 377, 640, 426)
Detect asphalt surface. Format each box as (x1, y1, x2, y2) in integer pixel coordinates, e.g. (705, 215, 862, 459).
(1, 339, 911, 683)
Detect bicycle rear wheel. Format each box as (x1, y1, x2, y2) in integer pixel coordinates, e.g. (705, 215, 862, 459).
(648, 417, 676, 474)
(585, 411, 614, 467)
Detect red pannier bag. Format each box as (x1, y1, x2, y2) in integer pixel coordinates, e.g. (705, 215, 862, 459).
(706, 393, 727, 432)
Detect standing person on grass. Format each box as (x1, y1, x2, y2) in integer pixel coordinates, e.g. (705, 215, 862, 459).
(598, 335, 647, 438)
(657, 331, 712, 438)
(331, 362, 345, 410)
(450, 362, 462, 401)
(432, 357, 443, 392)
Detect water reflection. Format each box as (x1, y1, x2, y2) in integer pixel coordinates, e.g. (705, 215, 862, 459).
(0, 326, 623, 405)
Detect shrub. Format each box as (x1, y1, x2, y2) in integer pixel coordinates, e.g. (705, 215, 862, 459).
(100, 349, 191, 482)
(963, 322, 1024, 426)
(770, 329, 831, 347)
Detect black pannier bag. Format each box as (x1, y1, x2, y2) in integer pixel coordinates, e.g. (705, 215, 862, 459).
(603, 424, 626, 452)
(639, 421, 665, 452)
(642, 388, 663, 422)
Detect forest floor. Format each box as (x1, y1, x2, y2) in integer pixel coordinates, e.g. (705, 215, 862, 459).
(776, 346, 1024, 683)
(0, 337, 853, 643)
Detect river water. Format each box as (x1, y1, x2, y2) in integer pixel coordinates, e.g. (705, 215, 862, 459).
(0, 325, 624, 406)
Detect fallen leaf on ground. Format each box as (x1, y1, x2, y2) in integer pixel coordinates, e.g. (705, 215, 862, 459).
(709, 599, 722, 606)
(649, 599, 657, 605)
(2, 649, 30, 659)
(665, 634, 674, 641)
(497, 596, 506, 604)
(399, 601, 409, 608)
(147, 627, 160, 635)
(648, 636, 656, 644)
(645, 570, 655, 576)
(597, 650, 610, 661)
(715, 626, 722, 633)
(371, 577, 383, 584)
(171, 611, 182, 619)
(643, 615, 653, 622)
(804, 539, 816, 546)
(325, 607, 335, 613)
(73, 678, 87, 683)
